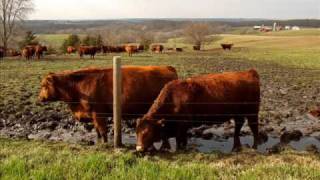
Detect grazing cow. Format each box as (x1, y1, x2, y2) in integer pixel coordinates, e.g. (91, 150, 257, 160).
(136, 69, 261, 152)
(221, 44, 233, 50)
(193, 45, 201, 51)
(151, 45, 164, 53)
(67, 46, 76, 54)
(22, 46, 35, 60)
(38, 66, 178, 143)
(35, 45, 48, 59)
(125, 45, 138, 57)
(175, 48, 183, 52)
(79, 46, 98, 59)
(138, 45, 144, 52)
(101, 45, 110, 54)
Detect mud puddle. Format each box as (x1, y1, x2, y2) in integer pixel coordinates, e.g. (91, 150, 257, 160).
(120, 135, 320, 153)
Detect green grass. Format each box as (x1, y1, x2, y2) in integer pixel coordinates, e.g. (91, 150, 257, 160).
(0, 138, 320, 179)
(36, 34, 69, 49)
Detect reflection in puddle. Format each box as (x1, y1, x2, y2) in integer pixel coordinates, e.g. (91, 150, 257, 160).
(121, 134, 320, 153)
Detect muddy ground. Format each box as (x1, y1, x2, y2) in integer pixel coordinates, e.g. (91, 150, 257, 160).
(0, 54, 319, 153)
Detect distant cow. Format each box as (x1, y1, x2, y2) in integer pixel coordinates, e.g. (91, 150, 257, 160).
(0, 47, 5, 60)
(193, 45, 201, 51)
(35, 45, 48, 59)
(38, 66, 178, 143)
(22, 46, 35, 60)
(151, 45, 164, 53)
(67, 46, 76, 54)
(125, 45, 138, 57)
(138, 45, 144, 52)
(79, 46, 98, 59)
(221, 44, 233, 50)
(136, 69, 261, 152)
(176, 48, 183, 52)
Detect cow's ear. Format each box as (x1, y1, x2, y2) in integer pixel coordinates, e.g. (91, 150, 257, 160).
(156, 119, 165, 127)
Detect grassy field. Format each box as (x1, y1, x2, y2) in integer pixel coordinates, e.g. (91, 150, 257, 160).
(1, 138, 320, 179)
(1, 30, 320, 179)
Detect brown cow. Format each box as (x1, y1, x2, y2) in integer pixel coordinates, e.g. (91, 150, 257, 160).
(67, 46, 76, 54)
(79, 46, 98, 59)
(38, 66, 178, 143)
(136, 69, 261, 152)
(221, 44, 233, 50)
(22, 46, 35, 60)
(125, 45, 138, 57)
(175, 48, 183, 52)
(35, 45, 47, 59)
(193, 45, 201, 51)
(151, 44, 164, 53)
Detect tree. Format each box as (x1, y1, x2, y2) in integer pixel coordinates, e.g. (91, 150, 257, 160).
(184, 23, 210, 49)
(0, 0, 33, 52)
(96, 34, 103, 47)
(60, 34, 80, 53)
(18, 30, 37, 48)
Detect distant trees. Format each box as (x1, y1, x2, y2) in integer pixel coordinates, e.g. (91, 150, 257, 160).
(60, 34, 80, 53)
(0, 0, 34, 53)
(18, 31, 38, 48)
(184, 23, 210, 49)
(81, 34, 103, 46)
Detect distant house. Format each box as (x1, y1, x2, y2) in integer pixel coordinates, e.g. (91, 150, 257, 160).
(253, 26, 261, 30)
(292, 26, 301, 31)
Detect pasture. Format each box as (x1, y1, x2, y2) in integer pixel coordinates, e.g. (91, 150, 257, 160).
(1, 31, 320, 179)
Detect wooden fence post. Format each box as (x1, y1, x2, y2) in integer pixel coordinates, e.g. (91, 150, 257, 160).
(113, 56, 122, 148)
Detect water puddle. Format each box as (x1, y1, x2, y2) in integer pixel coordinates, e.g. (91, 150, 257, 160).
(121, 134, 320, 153)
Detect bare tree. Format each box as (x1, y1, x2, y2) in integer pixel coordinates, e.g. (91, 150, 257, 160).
(184, 23, 210, 49)
(0, 0, 33, 52)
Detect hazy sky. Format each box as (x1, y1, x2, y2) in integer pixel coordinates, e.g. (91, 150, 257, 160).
(31, 0, 319, 20)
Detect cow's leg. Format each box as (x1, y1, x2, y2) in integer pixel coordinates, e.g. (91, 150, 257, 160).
(248, 115, 259, 149)
(95, 128, 103, 144)
(92, 112, 108, 143)
(233, 117, 244, 151)
(160, 137, 171, 151)
(176, 125, 188, 150)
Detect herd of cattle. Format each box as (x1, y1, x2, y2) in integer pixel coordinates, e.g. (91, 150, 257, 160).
(38, 66, 260, 152)
(0, 44, 166, 60)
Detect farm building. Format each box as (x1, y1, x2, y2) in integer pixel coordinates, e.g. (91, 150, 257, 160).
(292, 26, 301, 30)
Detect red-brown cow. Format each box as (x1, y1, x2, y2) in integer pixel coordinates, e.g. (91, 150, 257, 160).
(151, 44, 164, 53)
(38, 66, 178, 143)
(125, 45, 138, 57)
(78, 46, 98, 59)
(67, 46, 76, 54)
(136, 69, 261, 152)
(35, 45, 48, 59)
(22, 46, 35, 60)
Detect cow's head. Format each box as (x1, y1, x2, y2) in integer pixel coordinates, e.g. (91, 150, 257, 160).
(38, 73, 59, 102)
(136, 117, 164, 152)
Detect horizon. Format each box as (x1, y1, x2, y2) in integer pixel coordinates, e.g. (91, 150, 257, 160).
(27, 18, 320, 21)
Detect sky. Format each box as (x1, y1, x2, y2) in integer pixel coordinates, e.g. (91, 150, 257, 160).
(30, 0, 320, 20)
